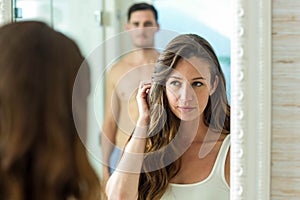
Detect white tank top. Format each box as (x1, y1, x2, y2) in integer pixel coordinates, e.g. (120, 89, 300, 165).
(160, 135, 230, 200)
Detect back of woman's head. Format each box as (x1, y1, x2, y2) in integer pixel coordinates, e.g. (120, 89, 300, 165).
(0, 21, 100, 200)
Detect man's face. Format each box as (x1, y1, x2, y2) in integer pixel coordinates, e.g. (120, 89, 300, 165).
(126, 10, 159, 48)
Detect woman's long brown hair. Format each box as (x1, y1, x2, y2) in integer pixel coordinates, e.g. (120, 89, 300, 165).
(137, 34, 230, 199)
(0, 21, 100, 200)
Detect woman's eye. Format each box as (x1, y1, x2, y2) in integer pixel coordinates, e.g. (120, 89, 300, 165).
(170, 81, 181, 86)
(192, 82, 203, 87)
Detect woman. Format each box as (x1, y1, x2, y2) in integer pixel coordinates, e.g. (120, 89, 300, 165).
(0, 21, 101, 200)
(106, 34, 230, 200)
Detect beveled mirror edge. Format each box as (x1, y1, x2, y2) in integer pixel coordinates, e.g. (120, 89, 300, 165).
(231, 0, 271, 199)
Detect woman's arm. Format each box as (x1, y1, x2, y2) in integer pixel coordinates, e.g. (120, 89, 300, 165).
(105, 82, 151, 200)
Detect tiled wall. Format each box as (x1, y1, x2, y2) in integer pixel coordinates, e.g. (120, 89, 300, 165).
(272, 0, 300, 198)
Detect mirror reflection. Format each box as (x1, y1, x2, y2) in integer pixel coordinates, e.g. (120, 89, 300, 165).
(12, 1, 231, 199)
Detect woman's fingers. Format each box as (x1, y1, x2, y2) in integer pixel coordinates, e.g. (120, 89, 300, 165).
(137, 81, 151, 98)
(139, 80, 151, 88)
(136, 81, 151, 123)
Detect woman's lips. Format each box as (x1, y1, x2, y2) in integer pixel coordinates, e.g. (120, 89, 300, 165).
(178, 106, 196, 112)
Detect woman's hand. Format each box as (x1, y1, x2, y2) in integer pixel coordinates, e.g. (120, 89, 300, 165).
(136, 81, 151, 127)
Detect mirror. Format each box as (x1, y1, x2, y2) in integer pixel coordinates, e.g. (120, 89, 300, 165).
(0, 0, 272, 198)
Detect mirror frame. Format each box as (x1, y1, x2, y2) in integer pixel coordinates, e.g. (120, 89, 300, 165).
(0, 0, 272, 199)
(231, 0, 271, 199)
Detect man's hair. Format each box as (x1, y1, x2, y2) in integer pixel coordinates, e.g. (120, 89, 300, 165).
(127, 2, 158, 22)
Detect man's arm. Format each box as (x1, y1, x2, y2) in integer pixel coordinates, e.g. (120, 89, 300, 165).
(101, 66, 120, 188)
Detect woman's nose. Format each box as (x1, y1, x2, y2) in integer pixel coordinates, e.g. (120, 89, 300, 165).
(178, 84, 194, 101)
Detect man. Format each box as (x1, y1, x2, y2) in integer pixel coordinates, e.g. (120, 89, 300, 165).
(101, 2, 160, 187)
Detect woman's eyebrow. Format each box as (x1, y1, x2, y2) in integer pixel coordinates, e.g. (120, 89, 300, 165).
(192, 77, 206, 80)
(168, 75, 182, 80)
(169, 76, 206, 80)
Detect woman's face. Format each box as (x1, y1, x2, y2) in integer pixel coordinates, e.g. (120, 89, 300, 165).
(165, 57, 218, 121)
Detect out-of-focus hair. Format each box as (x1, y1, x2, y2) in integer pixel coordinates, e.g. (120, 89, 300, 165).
(0, 21, 100, 200)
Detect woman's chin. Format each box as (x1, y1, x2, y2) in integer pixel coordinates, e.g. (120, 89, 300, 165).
(177, 113, 199, 122)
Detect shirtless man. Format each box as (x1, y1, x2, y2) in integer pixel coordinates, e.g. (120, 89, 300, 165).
(101, 2, 160, 187)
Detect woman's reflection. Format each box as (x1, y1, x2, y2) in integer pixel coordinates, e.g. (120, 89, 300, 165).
(106, 34, 230, 200)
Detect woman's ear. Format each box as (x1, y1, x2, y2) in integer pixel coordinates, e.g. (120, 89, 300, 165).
(210, 75, 219, 95)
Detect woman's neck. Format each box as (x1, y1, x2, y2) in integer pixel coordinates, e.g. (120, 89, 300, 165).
(178, 119, 226, 159)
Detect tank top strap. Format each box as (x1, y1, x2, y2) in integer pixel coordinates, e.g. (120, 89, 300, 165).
(210, 134, 230, 180)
